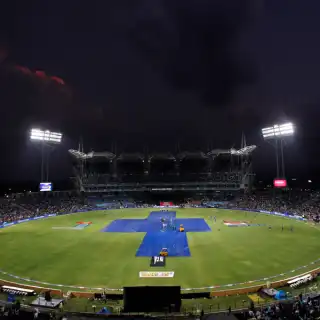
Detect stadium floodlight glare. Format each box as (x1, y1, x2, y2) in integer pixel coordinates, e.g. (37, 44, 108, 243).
(261, 122, 294, 140)
(261, 121, 295, 182)
(30, 128, 62, 144)
(29, 128, 63, 183)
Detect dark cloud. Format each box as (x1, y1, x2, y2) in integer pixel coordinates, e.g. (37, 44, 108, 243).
(130, 0, 259, 107)
(0, 65, 73, 130)
(0, 0, 260, 141)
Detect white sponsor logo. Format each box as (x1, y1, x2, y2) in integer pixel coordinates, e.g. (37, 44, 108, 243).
(288, 274, 313, 288)
(139, 271, 174, 278)
(154, 256, 164, 263)
(1, 285, 35, 296)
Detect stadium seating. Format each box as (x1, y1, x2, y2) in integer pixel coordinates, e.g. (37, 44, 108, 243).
(1, 190, 319, 226)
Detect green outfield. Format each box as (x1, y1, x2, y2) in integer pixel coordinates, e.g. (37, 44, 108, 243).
(0, 208, 319, 291)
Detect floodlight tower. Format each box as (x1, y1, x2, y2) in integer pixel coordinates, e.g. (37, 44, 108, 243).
(261, 122, 295, 179)
(29, 128, 63, 182)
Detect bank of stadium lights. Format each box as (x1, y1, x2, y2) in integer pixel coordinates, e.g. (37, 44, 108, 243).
(30, 129, 62, 144)
(261, 122, 294, 140)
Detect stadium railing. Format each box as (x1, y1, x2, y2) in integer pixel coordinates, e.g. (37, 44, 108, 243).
(0, 285, 319, 318)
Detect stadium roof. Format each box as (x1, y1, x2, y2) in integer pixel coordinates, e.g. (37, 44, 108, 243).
(207, 145, 257, 156)
(68, 149, 116, 160)
(231, 145, 257, 155)
(69, 146, 257, 161)
(177, 152, 208, 159)
(149, 153, 176, 161)
(117, 153, 144, 161)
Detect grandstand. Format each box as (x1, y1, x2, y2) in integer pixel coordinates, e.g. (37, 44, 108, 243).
(69, 144, 257, 197)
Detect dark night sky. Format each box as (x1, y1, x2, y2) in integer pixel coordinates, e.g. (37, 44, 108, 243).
(0, 0, 319, 188)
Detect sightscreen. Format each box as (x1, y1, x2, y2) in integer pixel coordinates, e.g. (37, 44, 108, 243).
(160, 201, 174, 206)
(123, 286, 181, 312)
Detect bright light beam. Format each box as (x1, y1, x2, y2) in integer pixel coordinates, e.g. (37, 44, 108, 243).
(30, 128, 62, 144)
(261, 122, 294, 140)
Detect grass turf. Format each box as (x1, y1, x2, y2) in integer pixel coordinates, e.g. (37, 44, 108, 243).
(0, 208, 319, 290)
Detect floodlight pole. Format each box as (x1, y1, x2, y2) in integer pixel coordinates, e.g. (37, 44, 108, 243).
(275, 139, 279, 178)
(45, 144, 50, 182)
(38, 141, 53, 182)
(30, 129, 62, 183)
(41, 142, 45, 182)
(274, 138, 285, 178)
(42, 142, 55, 182)
(280, 139, 285, 178)
(262, 122, 293, 180)
(46, 148, 49, 182)
(266, 137, 285, 178)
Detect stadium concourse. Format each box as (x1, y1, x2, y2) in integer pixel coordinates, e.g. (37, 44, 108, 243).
(0, 190, 319, 225)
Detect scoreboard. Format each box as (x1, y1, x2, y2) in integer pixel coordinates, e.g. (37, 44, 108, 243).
(39, 182, 52, 192)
